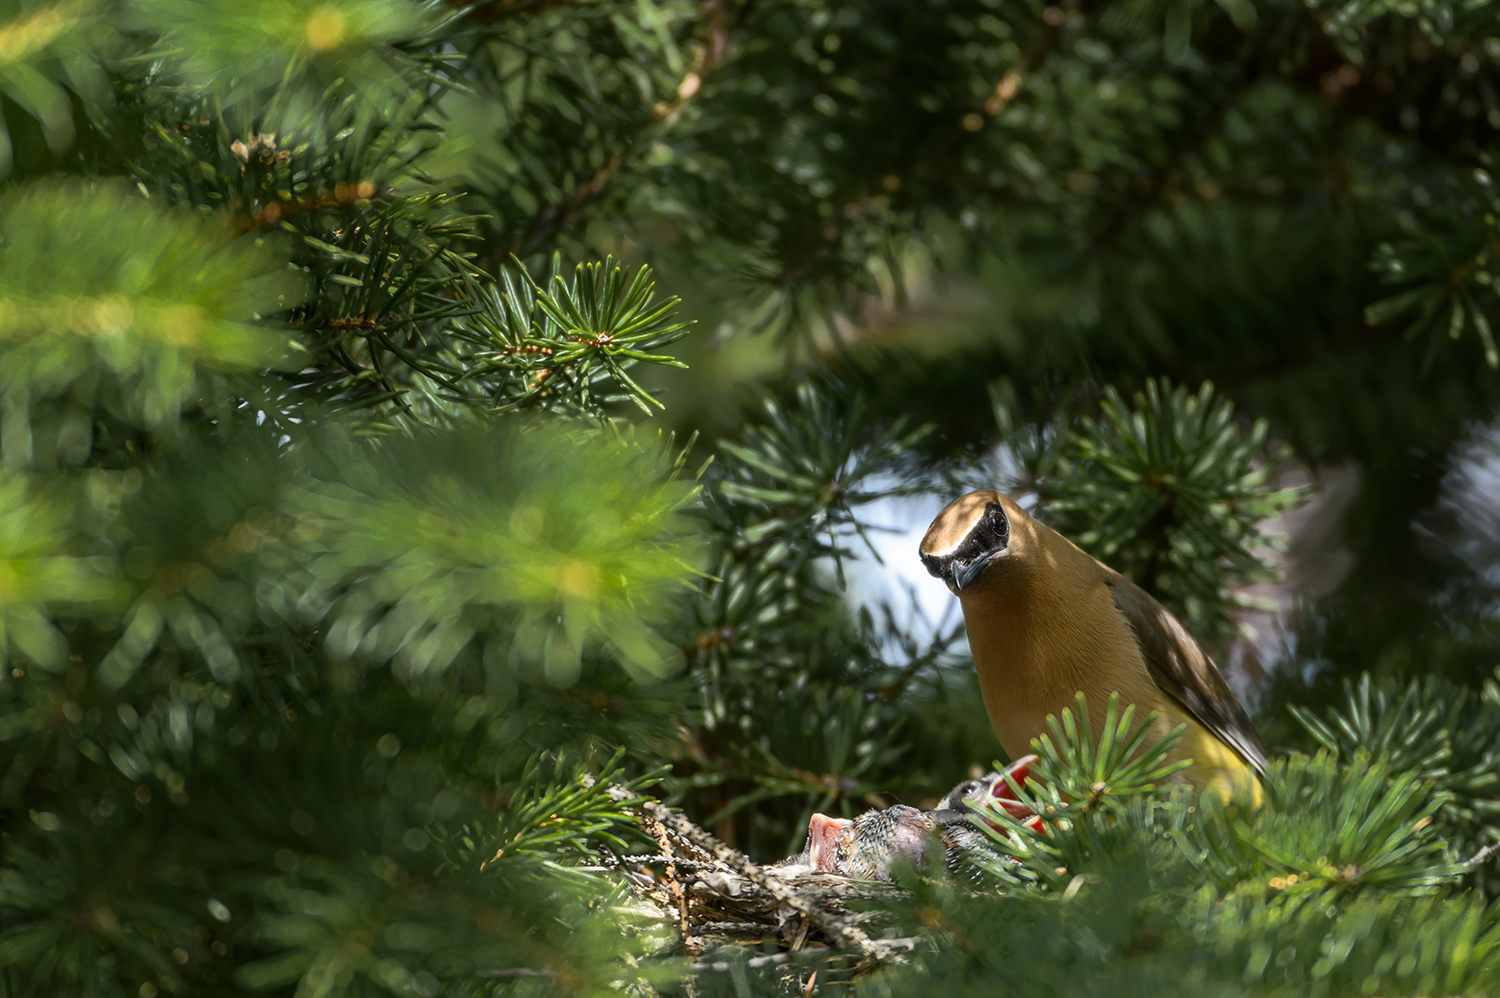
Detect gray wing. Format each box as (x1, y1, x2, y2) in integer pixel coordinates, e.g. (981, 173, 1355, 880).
(1106, 576, 1268, 776)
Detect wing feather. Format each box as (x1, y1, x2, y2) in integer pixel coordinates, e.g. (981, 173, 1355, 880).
(1106, 576, 1268, 776)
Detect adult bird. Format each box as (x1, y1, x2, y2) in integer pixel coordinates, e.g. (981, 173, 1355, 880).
(919, 489, 1267, 801)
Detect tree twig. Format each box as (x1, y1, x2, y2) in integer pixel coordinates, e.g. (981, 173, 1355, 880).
(1467, 840, 1500, 867)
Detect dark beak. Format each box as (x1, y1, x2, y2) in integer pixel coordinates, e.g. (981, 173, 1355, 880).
(952, 553, 992, 591)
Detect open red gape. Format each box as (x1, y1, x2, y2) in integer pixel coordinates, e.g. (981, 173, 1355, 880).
(806, 812, 852, 873)
(989, 753, 1039, 819)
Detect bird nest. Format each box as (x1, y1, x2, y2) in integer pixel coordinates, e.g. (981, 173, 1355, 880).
(588, 781, 921, 980)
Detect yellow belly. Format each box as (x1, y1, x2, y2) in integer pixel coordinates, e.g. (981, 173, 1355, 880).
(978, 665, 1261, 806)
(1164, 710, 1263, 806)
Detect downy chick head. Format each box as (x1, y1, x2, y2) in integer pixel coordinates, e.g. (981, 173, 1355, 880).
(936, 755, 1038, 821)
(833, 805, 935, 882)
(790, 805, 937, 882)
(918, 490, 1037, 594)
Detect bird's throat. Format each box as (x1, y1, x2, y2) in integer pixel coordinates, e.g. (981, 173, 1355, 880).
(957, 591, 1079, 761)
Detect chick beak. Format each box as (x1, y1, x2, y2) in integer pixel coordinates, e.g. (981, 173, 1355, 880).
(807, 813, 852, 873)
(952, 553, 992, 591)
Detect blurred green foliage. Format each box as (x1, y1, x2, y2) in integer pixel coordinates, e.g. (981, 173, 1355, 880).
(125, 0, 461, 133)
(0, 0, 114, 174)
(0, 474, 114, 670)
(0, 179, 304, 433)
(281, 424, 701, 686)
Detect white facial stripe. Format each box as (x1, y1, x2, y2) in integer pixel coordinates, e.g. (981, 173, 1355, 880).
(922, 522, 984, 557)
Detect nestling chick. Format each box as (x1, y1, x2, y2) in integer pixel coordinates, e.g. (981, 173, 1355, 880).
(779, 806, 937, 881)
(931, 756, 1045, 876)
(918, 490, 1267, 801)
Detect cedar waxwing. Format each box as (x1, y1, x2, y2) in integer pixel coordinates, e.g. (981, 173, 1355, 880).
(918, 490, 1267, 801)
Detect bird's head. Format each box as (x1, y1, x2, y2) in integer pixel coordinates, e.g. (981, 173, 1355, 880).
(918, 489, 1025, 594)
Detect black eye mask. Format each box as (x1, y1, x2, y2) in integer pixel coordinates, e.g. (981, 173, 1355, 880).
(921, 502, 1010, 591)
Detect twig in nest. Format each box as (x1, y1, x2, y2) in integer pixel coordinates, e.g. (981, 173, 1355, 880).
(641, 808, 698, 956)
(692, 951, 796, 973)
